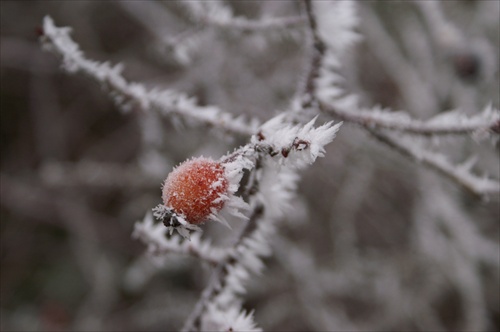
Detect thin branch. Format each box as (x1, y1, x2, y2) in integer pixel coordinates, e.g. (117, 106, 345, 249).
(201, 14, 306, 33)
(300, 1, 497, 137)
(133, 214, 228, 266)
(300, 0, 326, 109)
(300, 3, 499, 197)
(181, 1, 306, 33)
(181, 204, 266, 332)
(40, 16, 258, 137)
(369, 129, 500, 197)
(320, 103, 500, 136)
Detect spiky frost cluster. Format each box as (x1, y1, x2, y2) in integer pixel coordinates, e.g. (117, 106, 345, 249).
(133, 213, 227, 265)
(254, 116, 342, 168)
(314, 0, 360, 54)
(198, 210, 272, 331)
(201, 304, 262, 332)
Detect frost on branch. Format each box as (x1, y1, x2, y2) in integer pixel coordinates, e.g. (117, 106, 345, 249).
(180, 116, 340, 331)
(179, 202, 271, 332)
(132, 213, 227, 265)
(302, 1, 500, 197)
(194, 208, 271, 332)
(314, 0, 360, 54)
(253, 116, 342, 168)
(201, 304, 262, 332)
(323, 97, 500, 137)
(19, 2, 498, 331)
(370, 129, 500, 196)
(300, 0, 361, 111)
(307, 3, 500, 139)
(181, 0, 305, 33)
(40, 16, 258, 136)
(143, 117, 340, 239)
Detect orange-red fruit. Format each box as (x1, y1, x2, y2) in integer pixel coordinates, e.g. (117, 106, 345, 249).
(162, 158, 229, 225)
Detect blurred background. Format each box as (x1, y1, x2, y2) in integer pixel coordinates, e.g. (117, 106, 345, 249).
(1, 1, 499, 331)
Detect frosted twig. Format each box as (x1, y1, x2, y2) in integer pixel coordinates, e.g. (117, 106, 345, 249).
(299, 0, 326, 109)
(298, 1, 359, 111)
(181, 204, 266, 332)
(304, 3, 499, 136)
(320, 103, 500, 136)
(40, 16, 258, 137)
(181, 1, 305, 33)
(133, 213, 227, 266)
(177, 116, 339, 330)
(369, 129, 500, 197)
(221, 116, 342, 170)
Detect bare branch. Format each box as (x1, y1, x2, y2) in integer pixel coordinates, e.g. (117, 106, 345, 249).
(369, 129, 500, 197)
(40, 16, 258, 137)
(299, 0, 327, 109)
(181, 1, 306, 33)
(133, 213, 228, 266)
(181, 204, 266, 332)
(321, 102, 500, 136)
(300, 3, 499, 197)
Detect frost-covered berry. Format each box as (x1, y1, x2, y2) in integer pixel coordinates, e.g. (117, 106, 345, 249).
(154, 155, 251, 238)
(162, 157, 229, 225)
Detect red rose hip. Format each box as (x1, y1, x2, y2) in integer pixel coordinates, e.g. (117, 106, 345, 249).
(162, 157, 229, 224)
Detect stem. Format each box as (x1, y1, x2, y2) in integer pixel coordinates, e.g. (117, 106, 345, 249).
(180, 204, 265, 332)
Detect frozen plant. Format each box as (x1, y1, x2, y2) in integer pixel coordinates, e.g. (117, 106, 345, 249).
(136, 116, 340, 331)
(35, 0, 500, 331)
